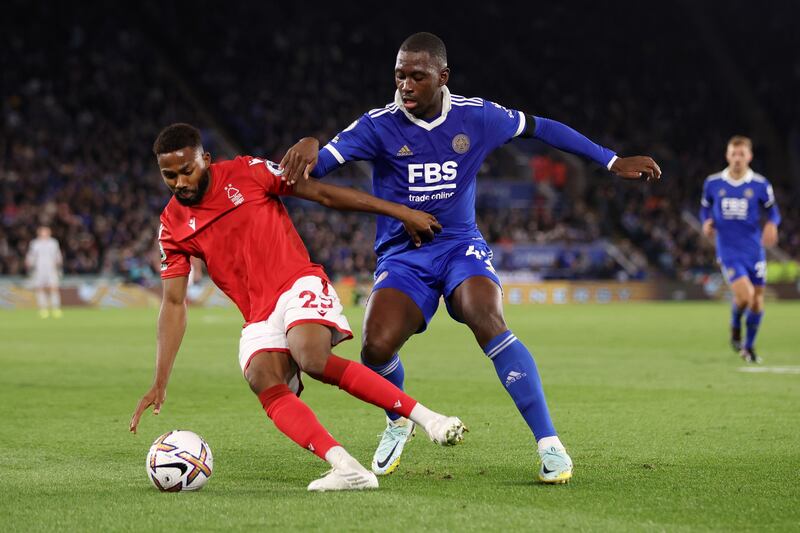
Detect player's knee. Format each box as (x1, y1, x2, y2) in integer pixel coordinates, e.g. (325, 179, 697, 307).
(361, 331, 397, 366)
(751, 296, 764, 313)
(293, 349, 329, 380)
(245, 364, 285, 395)
(466, 312, 507, 347)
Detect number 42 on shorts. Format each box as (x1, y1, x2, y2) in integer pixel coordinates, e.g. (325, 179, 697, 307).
(466, 245, 497, 274)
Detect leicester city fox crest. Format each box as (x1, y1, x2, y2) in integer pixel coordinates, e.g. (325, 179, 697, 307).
(452, 134, 470, 154)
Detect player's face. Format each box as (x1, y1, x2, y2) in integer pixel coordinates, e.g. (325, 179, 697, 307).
(394, 51, 449, 119)
(158, 146, 212, 206)
(726, 143, 752, 172)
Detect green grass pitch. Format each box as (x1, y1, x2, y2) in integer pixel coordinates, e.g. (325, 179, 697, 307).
(1, 302, 799, 531)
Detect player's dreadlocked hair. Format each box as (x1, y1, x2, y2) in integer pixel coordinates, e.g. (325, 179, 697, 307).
(399, 32, 447, 67)
(153, 123, 203, 155)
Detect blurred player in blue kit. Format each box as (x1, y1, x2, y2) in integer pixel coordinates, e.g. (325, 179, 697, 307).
(282, 32, 661, 483)
(700, 136, 781, 363)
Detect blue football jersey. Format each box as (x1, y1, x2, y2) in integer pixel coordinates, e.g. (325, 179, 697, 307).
(701, 169, 780, 260)
(314, 86, 526, 258)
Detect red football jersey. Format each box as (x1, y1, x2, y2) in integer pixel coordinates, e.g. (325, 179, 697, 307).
(158, 156, 327, 325)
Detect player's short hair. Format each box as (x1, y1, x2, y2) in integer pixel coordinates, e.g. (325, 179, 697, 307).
(399, 32, 447, 67)
(153, 123, 203, 155)
(727, 135, 752, 150)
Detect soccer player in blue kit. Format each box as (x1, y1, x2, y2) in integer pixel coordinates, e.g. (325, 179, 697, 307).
(700, 136, 781, 363)
(281, 32, 661, 483)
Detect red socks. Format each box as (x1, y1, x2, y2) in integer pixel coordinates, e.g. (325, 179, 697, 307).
(321, 355, 417, 418)
(258, 384, 338, 460)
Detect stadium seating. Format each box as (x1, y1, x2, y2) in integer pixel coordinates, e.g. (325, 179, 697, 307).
(2, 1, 797, 281)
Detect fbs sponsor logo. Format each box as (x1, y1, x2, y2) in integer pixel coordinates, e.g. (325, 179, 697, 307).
(407, 162, 459, 202)
(407, 161, 458, 191)
(721, 197, 748, 219)
(504, 370, 527, 388)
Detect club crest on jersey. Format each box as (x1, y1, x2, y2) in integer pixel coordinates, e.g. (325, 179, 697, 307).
(188, 217, 196, 231)
(225, 184, 244, 206)
(452, 134, 470, 154)
(718, 189, 726, 197)
(744, 188, 754, 198)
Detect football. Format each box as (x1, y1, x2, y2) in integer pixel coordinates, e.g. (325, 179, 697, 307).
(146, 430, 213, 492)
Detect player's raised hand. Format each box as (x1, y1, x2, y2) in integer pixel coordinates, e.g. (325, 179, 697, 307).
(129, 384, 167, 434)
(280, 137, 320, 185)
(611, 156, 662, 181)
(401, 208, 442, 247)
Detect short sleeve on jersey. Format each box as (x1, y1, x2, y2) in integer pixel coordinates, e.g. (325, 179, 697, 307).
(763, 182, 776, 208)
(246, 156, 293, 196)
(701, 178, 713, 208)
(158, 224, 191, 279)
(483, 101, 526, 150)
(316, 115, 381, 174)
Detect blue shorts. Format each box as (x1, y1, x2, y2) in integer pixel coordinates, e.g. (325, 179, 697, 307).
(373, 238, 501, 332)
(720, 256, 766, 286)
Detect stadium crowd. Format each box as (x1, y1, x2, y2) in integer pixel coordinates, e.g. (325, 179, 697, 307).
(1, 1, 797, 282)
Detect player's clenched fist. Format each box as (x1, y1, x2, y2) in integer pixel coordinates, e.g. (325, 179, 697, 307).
(129, 385, 167, 434)
(400, 208, 442, 247)
(611, 156, 662, 181)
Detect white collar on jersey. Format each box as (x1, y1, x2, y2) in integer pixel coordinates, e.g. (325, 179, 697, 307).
(394, 85, 452, 131)
(721, 167, 754, 186)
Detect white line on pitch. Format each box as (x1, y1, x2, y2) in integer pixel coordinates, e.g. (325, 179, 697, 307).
(738, 366, 800, 374)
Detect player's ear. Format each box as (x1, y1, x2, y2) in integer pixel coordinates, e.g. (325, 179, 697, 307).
(202, 152, 211, 166)
(439, 67, 450, 87)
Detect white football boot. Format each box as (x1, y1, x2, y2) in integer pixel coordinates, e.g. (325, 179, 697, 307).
(538, 446, 573, 484)
(308, 453, 378, 492)
(424, 416, 467, 446)
(371, 417, 415, 476)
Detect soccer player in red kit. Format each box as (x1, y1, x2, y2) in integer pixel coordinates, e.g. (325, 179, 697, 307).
(129, 123, 466, 491)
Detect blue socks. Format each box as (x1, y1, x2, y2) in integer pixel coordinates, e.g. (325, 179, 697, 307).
(745, 310, 763, 350)
(484, 330, 556, 440)
(362, 353, 405, 421)
(731, 303, 745, 330)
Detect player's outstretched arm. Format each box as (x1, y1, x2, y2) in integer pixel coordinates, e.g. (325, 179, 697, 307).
(292, 179, 442, 247)
(520, 116, 661, 180)
(129, 275, 189, 434)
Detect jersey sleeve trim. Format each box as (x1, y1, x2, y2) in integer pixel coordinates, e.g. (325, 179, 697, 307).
(513, 112, 526, 138)
(323, 143, 346, 164)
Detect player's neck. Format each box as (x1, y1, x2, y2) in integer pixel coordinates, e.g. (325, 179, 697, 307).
(727, 166, 750, 180)
(419, 92, 444, 120)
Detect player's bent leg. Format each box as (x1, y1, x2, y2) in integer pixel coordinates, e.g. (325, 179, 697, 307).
(286, 322, 465, 446)
(362, 288, 424, 366)
(729, 275, 752, 352)
(741, 285, 765, 363)
(730, 277, 760, 363)
(362, 288, 427, 474)
(35, 288, 49, 318)
(50, 287, 62, 318)
(245, 352, 377, 491)
(450, 276, 572, 483)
